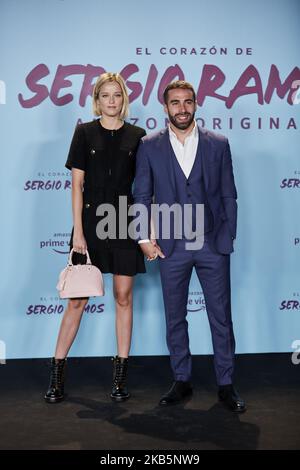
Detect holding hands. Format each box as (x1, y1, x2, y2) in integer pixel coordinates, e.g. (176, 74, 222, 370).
(140, 239, 165, 261)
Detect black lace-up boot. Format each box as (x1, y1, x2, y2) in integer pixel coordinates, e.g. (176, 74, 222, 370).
(44, 357, 66, 403)
(110, 356, 130, 401)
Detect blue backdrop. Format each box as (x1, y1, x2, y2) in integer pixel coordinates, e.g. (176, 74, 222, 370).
(1, 0, 299, 359)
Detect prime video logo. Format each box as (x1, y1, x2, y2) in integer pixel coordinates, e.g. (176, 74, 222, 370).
(0, 80, 6, 104)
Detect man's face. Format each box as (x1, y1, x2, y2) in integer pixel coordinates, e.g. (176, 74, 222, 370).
(164, 88, 197, 130)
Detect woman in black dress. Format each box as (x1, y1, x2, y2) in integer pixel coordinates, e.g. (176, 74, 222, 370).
(45, 73, 146, 403)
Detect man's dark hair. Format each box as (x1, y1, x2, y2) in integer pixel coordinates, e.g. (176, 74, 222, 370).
(163, 80, 196, 104)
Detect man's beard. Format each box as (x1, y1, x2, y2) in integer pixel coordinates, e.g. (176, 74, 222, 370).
(168, 111, 195, 130)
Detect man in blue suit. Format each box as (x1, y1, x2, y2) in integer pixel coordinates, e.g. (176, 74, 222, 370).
(133, 81, 245, 412)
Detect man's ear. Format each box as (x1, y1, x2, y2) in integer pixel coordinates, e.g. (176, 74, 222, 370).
(163, 104, 168, 115)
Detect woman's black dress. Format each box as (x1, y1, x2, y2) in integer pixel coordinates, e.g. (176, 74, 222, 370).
(65, 119, 146, 276)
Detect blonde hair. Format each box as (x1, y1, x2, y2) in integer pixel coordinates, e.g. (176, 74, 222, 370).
(92, 72, 129, 119)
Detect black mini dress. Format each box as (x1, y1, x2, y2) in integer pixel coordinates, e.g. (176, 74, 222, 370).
(65, 119, 146, 276)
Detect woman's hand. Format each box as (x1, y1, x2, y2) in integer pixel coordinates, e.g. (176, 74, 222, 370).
(73, 231, 87, 254)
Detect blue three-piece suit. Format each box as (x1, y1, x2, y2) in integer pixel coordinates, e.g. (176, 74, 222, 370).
(133, 125, 238, 385)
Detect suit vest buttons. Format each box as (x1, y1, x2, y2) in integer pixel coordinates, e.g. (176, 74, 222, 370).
(85, 203, 90, 208)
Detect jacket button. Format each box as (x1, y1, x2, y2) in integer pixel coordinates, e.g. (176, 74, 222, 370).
(85, 203, 90, 208)
(90, 149, 95, 155)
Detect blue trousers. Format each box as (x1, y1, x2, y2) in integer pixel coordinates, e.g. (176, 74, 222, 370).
(158, 239, 235, 385)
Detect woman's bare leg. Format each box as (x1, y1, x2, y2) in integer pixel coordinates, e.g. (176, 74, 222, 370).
(54, 298, 88, 359)
(113, 275, 134, 358)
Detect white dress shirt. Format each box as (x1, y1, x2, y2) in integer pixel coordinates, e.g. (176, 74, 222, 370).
(169, 121, 198, 178)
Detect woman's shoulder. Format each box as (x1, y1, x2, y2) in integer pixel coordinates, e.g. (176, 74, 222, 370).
(72, 119, 101, 142)
(124, 122, 146, 138)
(76, 119, 99, 131)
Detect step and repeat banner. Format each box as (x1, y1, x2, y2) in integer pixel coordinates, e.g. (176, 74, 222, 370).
(0, 0, 299, 359)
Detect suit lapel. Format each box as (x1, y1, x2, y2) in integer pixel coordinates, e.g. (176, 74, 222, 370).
(198, 126, 210, 191)
(188, 130, 202, 181)
(159, 128, 176, 196)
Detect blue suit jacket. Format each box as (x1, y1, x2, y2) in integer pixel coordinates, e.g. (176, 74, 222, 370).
(133, 125, 238, 256)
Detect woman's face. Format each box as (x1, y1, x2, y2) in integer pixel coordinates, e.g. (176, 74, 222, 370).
(97, 81, 123, 118)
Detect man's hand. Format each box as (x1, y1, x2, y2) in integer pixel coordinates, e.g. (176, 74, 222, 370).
(140, 241, 165, 261)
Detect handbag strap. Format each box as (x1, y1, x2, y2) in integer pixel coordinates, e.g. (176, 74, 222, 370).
(68, 248, 92, 266)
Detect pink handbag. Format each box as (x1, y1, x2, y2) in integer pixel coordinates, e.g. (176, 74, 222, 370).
(56, 249, 104, 299)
